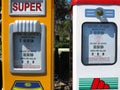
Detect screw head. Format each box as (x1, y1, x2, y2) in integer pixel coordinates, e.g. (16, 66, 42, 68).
(96, 9, 104, 17)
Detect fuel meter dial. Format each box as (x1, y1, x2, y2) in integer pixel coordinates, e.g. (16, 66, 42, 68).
(10, 20, 45, 73)
(82, 22, 117, 65)
(13, 33, 41, 69)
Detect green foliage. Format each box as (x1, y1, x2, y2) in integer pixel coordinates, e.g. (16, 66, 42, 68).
(54, 0, 71, 48)
(55, 0, 70, 21)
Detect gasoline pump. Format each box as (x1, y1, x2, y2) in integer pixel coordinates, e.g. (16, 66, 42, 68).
(72, 0, 120, 89)
(2, 0, 54, 90)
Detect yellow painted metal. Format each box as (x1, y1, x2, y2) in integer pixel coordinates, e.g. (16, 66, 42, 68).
(2, 0, 54, 90)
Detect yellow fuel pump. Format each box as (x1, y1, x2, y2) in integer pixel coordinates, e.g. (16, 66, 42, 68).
(2, 0, 54, 90)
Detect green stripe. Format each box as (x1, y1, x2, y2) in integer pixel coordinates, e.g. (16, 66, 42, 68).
(79, 78, 118, 89)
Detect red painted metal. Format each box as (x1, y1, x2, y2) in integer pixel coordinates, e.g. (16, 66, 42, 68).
(72, 0, 120, 5)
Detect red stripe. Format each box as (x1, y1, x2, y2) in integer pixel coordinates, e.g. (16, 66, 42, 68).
(91, 78, 100, 89)
(72, 0, 120, 5)
(97, 80, 105, 89)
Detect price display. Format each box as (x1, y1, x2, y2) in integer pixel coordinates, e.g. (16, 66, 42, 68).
(13, 33, 42, 69)
(82, 22, 117, 65)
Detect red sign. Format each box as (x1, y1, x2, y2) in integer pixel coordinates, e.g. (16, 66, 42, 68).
(72, 0, 120, 5)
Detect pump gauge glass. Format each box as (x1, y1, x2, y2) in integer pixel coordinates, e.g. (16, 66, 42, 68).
(82, 22, 117, 65)
(13, 33, 42, 69)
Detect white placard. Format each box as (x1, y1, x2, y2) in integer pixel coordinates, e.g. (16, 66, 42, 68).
(9, 0, 45, 16)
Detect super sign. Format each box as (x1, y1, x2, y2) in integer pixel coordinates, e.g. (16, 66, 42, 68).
(9, 0, 45, 16)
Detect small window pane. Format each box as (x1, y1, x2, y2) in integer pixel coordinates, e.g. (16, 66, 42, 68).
(82, 22, 117, 65)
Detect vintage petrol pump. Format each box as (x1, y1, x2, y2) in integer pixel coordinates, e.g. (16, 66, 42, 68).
(2, 0, 54, 90)
(72, 0, 120, 89)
